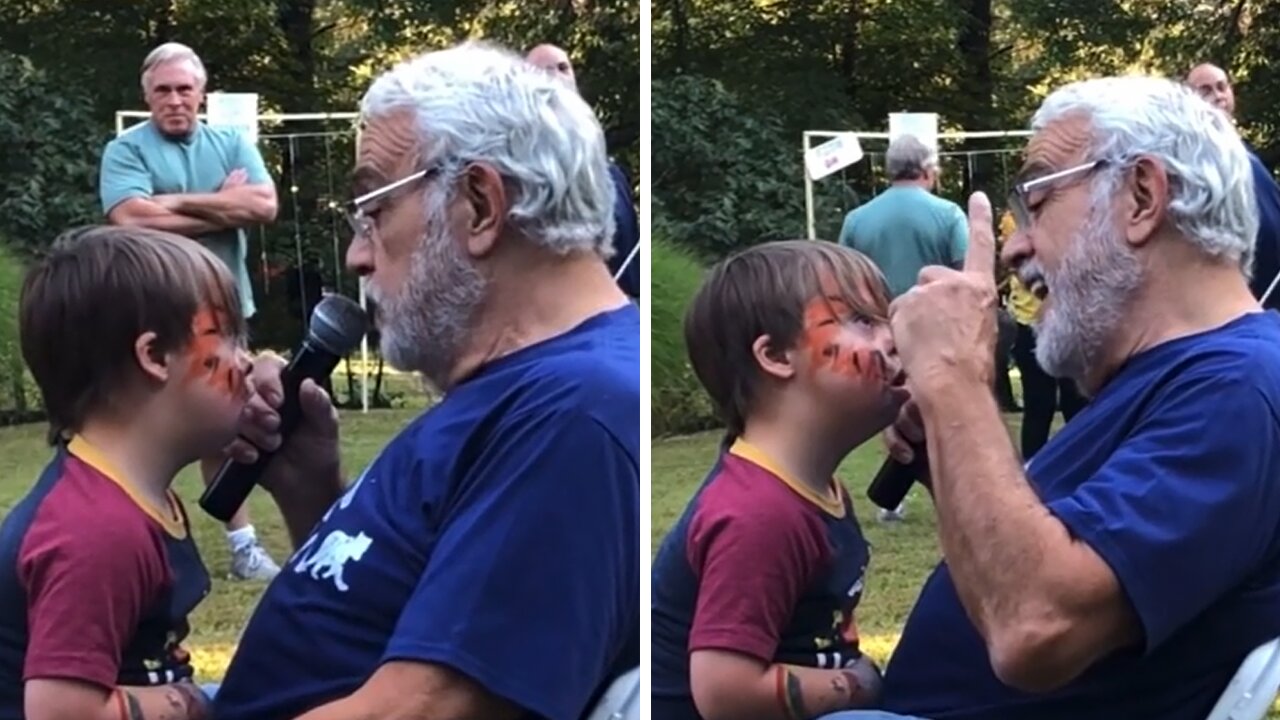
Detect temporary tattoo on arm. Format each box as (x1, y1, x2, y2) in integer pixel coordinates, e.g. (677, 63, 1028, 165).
(113, 684, 209, 720)
(830, 670, 862, 700)
(165, 683, 209, 720)
(115, 689, 145, 720)
(774, 666, 808, 720)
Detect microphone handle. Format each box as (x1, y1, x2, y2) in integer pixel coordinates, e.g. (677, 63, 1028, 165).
(198, 341, 339, 522)
(866, 445, 928, 511)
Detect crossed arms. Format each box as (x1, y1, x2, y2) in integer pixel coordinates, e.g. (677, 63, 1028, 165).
(107, 168, 277, 237)
(100, 136, 278, 237)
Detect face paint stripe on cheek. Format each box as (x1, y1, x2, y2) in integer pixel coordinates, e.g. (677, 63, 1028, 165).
(185, 306, 245, 398)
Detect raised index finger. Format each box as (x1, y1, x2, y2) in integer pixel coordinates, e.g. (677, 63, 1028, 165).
(963, 191, 996, 280)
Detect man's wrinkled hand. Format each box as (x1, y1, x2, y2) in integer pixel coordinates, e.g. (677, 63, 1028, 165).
(889, 192, 1000, 398)
(884, 397, 924, 464)
(225, 351, 342, 500)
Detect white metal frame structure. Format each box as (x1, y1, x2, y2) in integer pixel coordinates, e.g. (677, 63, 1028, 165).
(113, 109, 375, 413)
(802, 128, 1034, 240)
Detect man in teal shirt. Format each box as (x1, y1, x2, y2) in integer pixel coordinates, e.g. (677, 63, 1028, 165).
(839, 134, 968, 299)
(99, 41, 281, 581)
(838, 133, 967, 521)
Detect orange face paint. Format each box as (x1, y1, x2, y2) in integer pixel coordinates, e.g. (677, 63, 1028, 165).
(799, 297, 886, 383)
(187, 307, 245, 398)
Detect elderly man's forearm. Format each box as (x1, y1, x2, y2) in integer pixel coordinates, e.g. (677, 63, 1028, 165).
(270, 466, 344, 548)
(917, 383, 1061, 632)
(290, 661, 521, 720)
(920, 379, 1143, 691)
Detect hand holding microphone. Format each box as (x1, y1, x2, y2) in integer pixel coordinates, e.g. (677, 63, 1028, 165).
(200, 294, 368, 522)
(867, 398, 930, 510)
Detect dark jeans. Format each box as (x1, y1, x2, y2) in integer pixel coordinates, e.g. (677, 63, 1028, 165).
(995, 308, 1018, 409)
(1013, 323, 1086, 458)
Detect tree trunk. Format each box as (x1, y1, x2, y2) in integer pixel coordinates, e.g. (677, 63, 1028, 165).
(839, 0, 861, 108)
(957, 0, 994, 194)
(274, 0, 325, 303)
(150, 0, 176, 48)
(669, 0, 690, 71)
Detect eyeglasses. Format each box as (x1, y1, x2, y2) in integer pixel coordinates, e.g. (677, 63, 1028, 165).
(342, 166, 443, 239)
(1008, 159, 1109, 231)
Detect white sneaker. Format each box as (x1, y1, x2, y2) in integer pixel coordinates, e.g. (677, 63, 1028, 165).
(877, 506, 906, 523)
(230, 541, 281, 581)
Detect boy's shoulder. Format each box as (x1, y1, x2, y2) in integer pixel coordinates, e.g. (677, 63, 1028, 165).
(0, 445, 174, 622)
(11, 448, 169, 559)
(688, 447, 838, 540)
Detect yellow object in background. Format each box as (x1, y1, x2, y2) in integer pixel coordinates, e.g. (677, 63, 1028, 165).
(998, 210, 1039, 326)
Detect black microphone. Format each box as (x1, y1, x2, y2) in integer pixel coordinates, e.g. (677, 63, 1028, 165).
(199, 294, 369, 522)
(867, 444, 928, 511)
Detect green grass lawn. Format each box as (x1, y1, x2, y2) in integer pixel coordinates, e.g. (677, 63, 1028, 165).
(0, 373, 429, 682)
(653, 418, 1280, 717)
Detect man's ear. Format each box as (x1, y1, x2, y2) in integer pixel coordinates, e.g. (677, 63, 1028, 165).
(133, 332, 172, 384)
(1123, 155, 1169, 249)
(460, 163, 507, 259)
(752, 335, 796, 380)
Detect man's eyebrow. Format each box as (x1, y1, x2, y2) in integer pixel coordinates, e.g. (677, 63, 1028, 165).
(1013, 160, 1055, 187)
(350, 166, 385, 197)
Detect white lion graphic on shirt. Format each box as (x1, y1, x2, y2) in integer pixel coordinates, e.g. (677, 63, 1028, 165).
(293, 530, 372, 592)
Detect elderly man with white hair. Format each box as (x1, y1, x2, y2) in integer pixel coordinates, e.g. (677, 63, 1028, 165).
(822, 76, 1280, 720)
(208, 41, 639, 720)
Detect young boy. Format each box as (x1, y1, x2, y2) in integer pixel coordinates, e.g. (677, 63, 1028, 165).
(0, 225, 255, 720)
(651, 240, 909, 720)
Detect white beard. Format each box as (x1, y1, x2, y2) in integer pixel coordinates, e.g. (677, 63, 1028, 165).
(367, 195, 487, 391)
(1034, 197, 1143, 386)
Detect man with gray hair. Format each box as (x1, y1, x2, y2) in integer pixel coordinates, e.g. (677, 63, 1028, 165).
(209, 41, 639, 720)
(839, 134, 968, 300)
(824, 76, 1280, 720)
(98, 41, 281, 581)
(840, 133, 967, 522)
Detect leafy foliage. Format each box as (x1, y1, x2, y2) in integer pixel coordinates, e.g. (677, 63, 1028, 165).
(650, 232, 718, 436)
(655, 0, 1280, 257)
(0, 52, 104, 255)
(652, 75, 806, 257)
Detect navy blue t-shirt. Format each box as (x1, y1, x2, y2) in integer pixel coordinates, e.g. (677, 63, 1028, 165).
(881, 311, 1280, 720)
(607, 163, 641, 299)
(213, 305, 640, 720)
(1247, 150, 1280, 310)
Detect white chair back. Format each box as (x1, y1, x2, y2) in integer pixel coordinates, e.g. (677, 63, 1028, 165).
(585, 666, 640, 720)
(1205, 637, 1280, 720)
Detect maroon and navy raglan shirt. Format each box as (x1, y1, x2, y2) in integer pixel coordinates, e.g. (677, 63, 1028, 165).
(0, 436, 210, 719)
(650, 439, 872, 720)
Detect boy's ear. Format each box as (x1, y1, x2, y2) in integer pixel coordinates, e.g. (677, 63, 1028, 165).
(752, 334, 795, 380)
(133, 332, 172, 383)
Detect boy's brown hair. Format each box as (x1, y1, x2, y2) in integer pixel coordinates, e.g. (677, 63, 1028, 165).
(20, 225, 246, 444)
(683, 240, 891, 440)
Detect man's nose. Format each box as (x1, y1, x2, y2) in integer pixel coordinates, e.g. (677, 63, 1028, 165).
(1001, 228, 1031, 269)
(346, 235, 373, 276)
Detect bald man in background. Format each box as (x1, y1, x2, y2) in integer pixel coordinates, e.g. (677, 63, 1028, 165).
(1188, 62, 1280, 308)
(527, 43, 641, 300)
